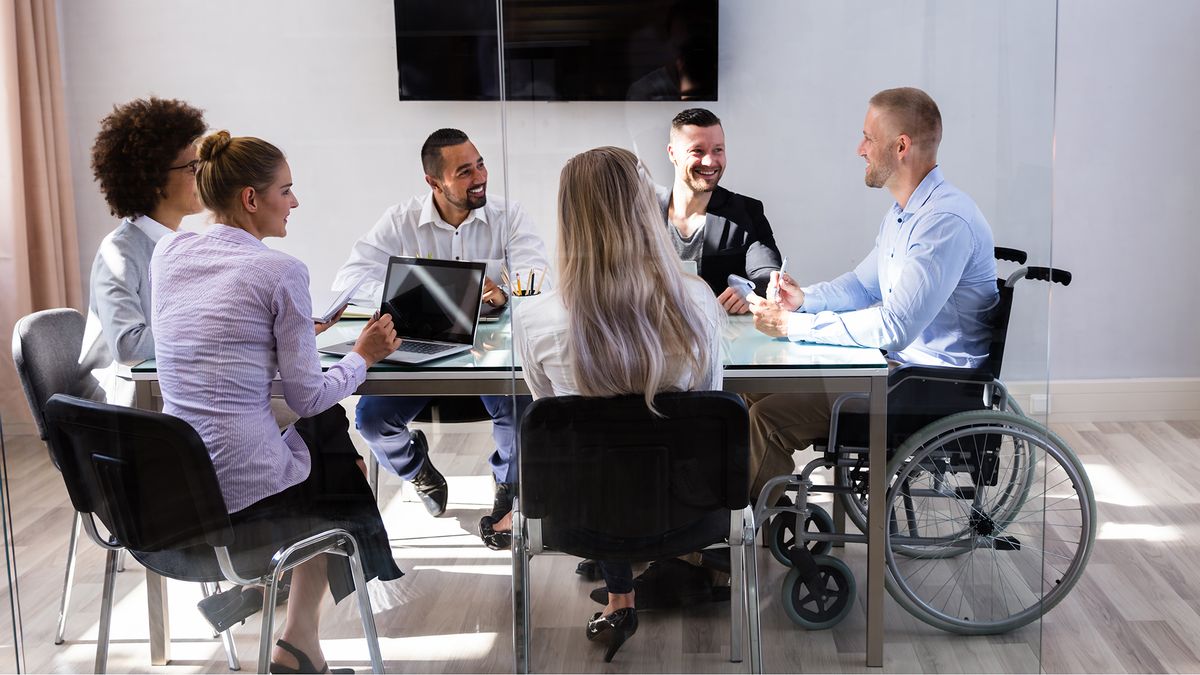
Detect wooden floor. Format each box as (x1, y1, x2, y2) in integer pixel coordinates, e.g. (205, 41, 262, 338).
(1, 413, 1198, 673)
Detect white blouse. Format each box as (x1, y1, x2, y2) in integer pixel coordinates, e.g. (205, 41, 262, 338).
(513, 276, 724, 399)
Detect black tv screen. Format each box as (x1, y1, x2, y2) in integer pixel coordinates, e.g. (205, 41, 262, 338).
(394, 0, 718, 101)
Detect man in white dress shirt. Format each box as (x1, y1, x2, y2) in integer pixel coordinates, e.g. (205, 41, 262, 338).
(333, 128, 549, 529)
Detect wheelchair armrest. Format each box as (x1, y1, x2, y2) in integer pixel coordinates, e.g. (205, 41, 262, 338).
(887, 364, 994, 391)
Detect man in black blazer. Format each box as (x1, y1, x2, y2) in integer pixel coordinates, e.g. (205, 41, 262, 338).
(658, 108, 783, 313)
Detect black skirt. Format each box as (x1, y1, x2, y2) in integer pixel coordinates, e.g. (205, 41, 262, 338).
(133, 403, 402, 603)
(227, 403, 404, 602)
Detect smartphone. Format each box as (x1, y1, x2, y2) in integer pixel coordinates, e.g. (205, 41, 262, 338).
(726, 274, 756, 299)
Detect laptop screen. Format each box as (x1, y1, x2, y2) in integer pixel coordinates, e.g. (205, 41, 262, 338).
(380, 257, 486, 345)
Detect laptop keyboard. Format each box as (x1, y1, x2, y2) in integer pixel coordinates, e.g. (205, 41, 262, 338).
(396, 341, 457, 355)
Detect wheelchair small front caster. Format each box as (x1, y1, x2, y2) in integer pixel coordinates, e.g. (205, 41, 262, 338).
(781, 554, 856, 630)
(767, 503, 835, 566)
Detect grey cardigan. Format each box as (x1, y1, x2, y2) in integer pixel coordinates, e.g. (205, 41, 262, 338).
(82, 218, 160, 405)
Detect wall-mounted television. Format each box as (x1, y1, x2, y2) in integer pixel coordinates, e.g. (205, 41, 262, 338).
(394, 0, 718, 101)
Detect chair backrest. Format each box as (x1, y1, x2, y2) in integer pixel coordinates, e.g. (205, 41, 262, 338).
(42, 394, 233, 551)
(980, 279, 1017, 380)
(12, 308, 103, 440)
(519, 391, 749, 558)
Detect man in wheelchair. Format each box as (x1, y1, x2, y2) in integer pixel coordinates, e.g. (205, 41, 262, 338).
(746, 86, 999, 500)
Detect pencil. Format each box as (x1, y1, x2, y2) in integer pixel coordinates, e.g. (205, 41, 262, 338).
(515, 272, 523, 295)
(528, 270, 536, 293)
(536, 268, 546, 293)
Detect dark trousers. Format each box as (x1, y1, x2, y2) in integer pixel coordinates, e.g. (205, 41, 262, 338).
(599, 561, 634, 595)
(355, 395, 528, 484)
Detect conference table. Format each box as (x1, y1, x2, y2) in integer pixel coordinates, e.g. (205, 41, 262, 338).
(129, 313, 890, 668)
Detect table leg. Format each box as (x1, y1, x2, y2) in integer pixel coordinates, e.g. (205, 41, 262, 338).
(134, 380, 154, 412)
(146, 570, 170, 665)
(133, 380, 171, 665)
(866, 375, 886, 667)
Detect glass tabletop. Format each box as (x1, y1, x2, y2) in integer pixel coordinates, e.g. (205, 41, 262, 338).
(131, 311, 888, 375)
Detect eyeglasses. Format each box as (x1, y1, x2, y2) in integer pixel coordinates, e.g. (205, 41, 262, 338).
(168, 159, 201, 175)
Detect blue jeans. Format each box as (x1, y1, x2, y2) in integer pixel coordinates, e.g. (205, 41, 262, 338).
(355, 395, 528, 485)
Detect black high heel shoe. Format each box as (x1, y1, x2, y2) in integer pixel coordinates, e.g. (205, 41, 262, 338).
(479, 514, 512, 550)
(585, 607, 638, 662)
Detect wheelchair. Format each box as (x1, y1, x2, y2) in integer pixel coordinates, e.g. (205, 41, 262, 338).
(753, 248, 1096, 635)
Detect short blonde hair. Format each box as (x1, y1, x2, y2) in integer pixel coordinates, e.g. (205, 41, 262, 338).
(869, 87, 942, 151)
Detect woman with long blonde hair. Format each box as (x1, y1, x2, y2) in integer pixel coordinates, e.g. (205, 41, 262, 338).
(514, 146, 723, 661)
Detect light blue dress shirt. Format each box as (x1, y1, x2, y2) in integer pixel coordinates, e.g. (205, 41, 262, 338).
(788, 166, 999, 368)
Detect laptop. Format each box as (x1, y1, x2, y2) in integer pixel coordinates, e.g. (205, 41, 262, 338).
(319, 256, 486, 365)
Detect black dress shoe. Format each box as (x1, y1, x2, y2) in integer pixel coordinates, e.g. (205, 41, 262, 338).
(408, 432, 447, 517)
(492, 482, 514, 519)
(588, 558, 725, 610)
(576, 559, 603, 581)
(586, 607, 638, 662)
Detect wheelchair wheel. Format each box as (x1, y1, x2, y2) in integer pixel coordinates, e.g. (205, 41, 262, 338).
(781, 554, 856, 630)
(883, 410, 1096, 634)
(834, 390, 1035, 544)
(767, 504, 834, 566)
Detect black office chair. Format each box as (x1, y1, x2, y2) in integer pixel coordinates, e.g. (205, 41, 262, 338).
(512, 391, 761, 673)
(43, 394, 384, 674)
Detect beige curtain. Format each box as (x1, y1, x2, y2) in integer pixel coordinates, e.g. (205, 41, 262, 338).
(1, 0, 81, 432)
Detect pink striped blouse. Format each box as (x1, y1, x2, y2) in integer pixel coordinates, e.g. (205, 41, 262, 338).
(150, 224, 366, 513)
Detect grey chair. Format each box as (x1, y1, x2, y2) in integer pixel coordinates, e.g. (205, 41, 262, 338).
(11, 308, 105, 646)
(12, 309, 239, 668)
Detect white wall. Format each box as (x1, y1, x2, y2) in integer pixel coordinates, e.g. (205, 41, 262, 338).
(58, 0, 1188, 383)
(1051, 0, 1200, 380)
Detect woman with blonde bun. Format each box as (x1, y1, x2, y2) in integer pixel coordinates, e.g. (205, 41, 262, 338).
(150, 130, 403, 674)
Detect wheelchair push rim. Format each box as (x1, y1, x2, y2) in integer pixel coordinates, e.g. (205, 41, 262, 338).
(882, 410, 1096, 635)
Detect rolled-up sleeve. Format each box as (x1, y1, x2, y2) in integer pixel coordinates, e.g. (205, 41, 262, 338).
(789, 213, 972, 351)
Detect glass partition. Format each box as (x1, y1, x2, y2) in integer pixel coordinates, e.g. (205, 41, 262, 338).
(501, 0, 1062, 672)
(0, 422, 23, 673)
(6, 0, 1085, 672)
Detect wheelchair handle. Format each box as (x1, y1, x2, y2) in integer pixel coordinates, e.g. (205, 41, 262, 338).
(1024, 266, 1072, 286)
(994, 246, 1028, 265)
(1006, 266, 1073, 287)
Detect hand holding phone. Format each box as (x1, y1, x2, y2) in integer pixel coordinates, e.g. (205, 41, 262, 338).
(726, 274, 756, 299)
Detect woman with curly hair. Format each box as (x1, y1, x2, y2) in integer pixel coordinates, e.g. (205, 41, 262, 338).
(82, 96, 207, 405)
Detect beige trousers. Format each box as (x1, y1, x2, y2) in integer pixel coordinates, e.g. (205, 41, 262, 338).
(746, 392, 844, 505)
